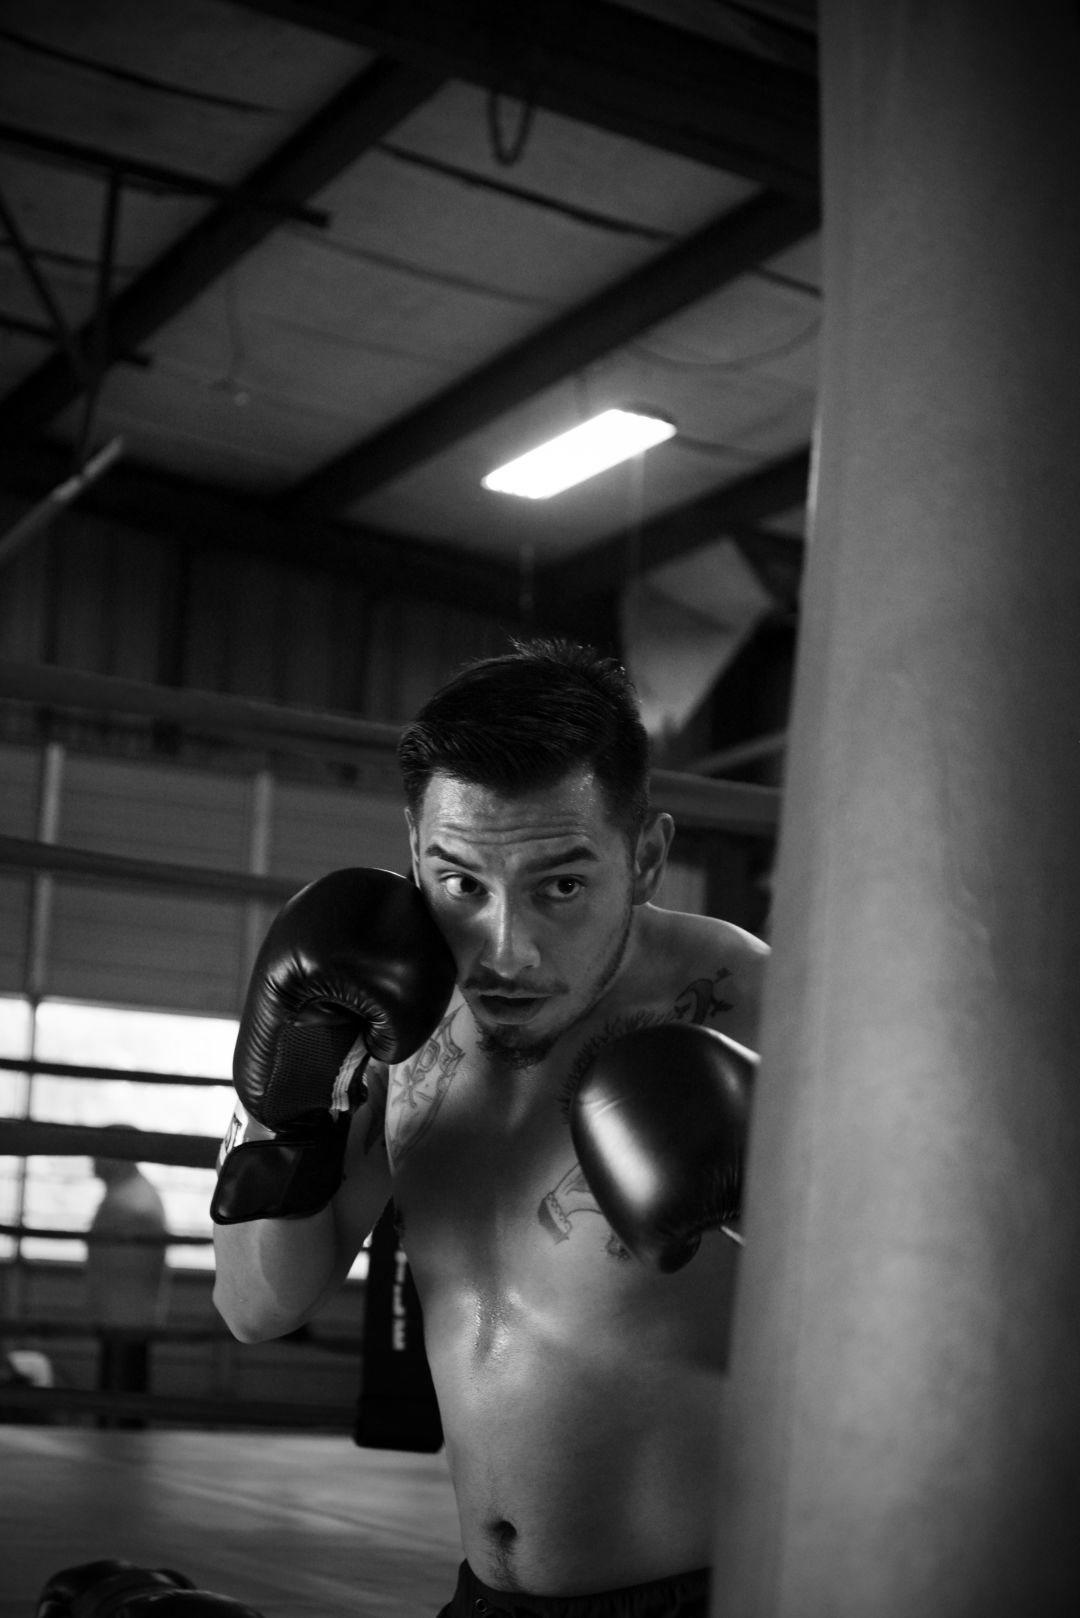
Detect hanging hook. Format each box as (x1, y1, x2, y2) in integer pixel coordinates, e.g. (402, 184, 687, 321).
(486, 83, 537, 165)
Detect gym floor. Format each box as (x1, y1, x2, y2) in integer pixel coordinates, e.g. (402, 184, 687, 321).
(0, 1426, 462, 1618)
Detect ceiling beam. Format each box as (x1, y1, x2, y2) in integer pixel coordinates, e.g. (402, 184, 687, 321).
(0, 432, 805, 628)
(0, 436, 526, 620)
(232, 0, 820, 194)
(0, 57, 446, 438)
(0, 119, 331, 227)
(285, 190, 820, 517)
(535, 446, 811, 608)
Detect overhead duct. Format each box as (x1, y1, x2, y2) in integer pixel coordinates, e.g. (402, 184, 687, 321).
(620, 537, 773, 740)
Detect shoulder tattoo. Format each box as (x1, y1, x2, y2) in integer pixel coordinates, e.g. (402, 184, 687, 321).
(386, 1007, 466, 1165)
(672, 967, 734, 1024)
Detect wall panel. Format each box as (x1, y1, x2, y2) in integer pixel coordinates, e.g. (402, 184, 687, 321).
(107, 527, 174, 685)
(46, 884, 247, 1014)
(181, 549, 234, 696)
(51, 518, 112, 673)
(271, 779, 411, 886)
(226, 553, 283, 700)
(0, 744, 39, 835)
(364, 597, 507, 721)
(657, 853, 708, 918)
(0, 878, 32, 994)
(279, 567, 339, 711)
(44, 755, 254, 1012)
(60, 755, 252, 870)
(0, 497, 49, 662)
(0, 744, 42, 993)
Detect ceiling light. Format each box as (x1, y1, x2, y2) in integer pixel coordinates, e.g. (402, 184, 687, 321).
(481, 407, 676, 499)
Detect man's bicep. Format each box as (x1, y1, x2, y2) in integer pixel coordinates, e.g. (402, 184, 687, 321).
(326, 1073, 394, 1279)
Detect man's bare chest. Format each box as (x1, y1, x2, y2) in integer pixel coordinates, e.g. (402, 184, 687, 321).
(380, 993, 737, 1346)
(385, 1010, 623, 1274)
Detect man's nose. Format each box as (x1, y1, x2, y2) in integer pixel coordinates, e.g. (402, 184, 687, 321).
(482, 898, 541, 974)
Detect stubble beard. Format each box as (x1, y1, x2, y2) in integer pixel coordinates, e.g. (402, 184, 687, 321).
(476, 901, 635, 1072)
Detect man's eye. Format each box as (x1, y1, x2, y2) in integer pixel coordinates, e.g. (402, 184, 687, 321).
(441, 873, 481, 899)
(541, 876, 583, 901)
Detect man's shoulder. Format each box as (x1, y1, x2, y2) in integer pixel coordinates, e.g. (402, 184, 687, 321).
(641, 902, 768, 973)
(633, 904, 768, 1042)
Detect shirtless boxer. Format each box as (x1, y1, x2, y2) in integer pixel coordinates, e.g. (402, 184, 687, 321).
(211, 640, 768, 1617)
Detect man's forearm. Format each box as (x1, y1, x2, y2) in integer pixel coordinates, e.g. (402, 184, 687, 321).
(212, 1206, 344, 1342)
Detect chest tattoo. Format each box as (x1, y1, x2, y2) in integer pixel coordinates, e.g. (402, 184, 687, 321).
(387, 1010, 466, 1164)
(539, 1163, 631, 1260)
(538, 964, 736, 1259)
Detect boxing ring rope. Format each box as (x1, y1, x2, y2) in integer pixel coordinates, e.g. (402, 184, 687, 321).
(0, 1117, 219, 1168)
(0, 658, 404, 764)
(0, 1226, 210, 1247)
(0, 1055, 231, 1088)
(0, 1382, 358, 1429)
(0, 832, 301, 902)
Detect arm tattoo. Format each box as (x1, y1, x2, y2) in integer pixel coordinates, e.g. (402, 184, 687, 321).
(386, 1009, 465, 1164)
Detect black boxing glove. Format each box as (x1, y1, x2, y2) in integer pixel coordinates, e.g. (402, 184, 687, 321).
(36, 1561, 264, 1618)
(569, 1021, 756, 1272)
(211, 867, 455, 1224)
(108, 1593, 265, 1618)
(37, 1561, 194, 1618)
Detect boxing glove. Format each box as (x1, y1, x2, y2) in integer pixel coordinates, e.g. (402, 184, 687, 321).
(211, 867, 455, 1225)
(37, 1561, 193, 1618)
(37, 1561, 264, 1618)
(569, 1021, 756, 1272)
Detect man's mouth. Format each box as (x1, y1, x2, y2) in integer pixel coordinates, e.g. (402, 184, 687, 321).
(470, 988, 551, 1023)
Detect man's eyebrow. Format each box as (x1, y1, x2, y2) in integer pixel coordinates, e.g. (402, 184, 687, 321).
(424, 842, 481, 870)
(423, 841, 600, 872)
(523, 845, 601, 873)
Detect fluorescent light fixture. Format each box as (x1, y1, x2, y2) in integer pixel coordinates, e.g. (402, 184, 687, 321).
(482, 407, 676, 499)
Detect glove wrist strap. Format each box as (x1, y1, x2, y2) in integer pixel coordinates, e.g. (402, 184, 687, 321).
(217, 1099, 276, 1172)
(210, 1113, 350, 1225)
(330, 1033, 371, 1114)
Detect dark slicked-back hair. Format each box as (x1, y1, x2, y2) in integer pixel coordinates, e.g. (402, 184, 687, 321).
(398, 638, 651, 838)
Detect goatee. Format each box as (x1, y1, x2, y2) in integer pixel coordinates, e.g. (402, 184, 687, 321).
(477, 1028, 558, 1071)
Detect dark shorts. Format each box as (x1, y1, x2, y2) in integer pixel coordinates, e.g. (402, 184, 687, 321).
(435, 1560, 710, 1617)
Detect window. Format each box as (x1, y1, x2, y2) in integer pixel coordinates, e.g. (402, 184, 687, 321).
(1, 995, 235, 1269)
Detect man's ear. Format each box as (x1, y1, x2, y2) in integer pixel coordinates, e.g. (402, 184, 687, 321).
(632, 811, 674, 905)
(404, 807, 420, 883)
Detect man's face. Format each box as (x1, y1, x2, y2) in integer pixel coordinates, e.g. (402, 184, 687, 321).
(407, 767, 659, 1065)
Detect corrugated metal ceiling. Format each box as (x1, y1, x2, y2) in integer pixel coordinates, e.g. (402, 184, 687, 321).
(0, 0, 819, 628)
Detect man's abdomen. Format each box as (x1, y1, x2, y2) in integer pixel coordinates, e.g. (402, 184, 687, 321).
(429, 1307, 725, 1596)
